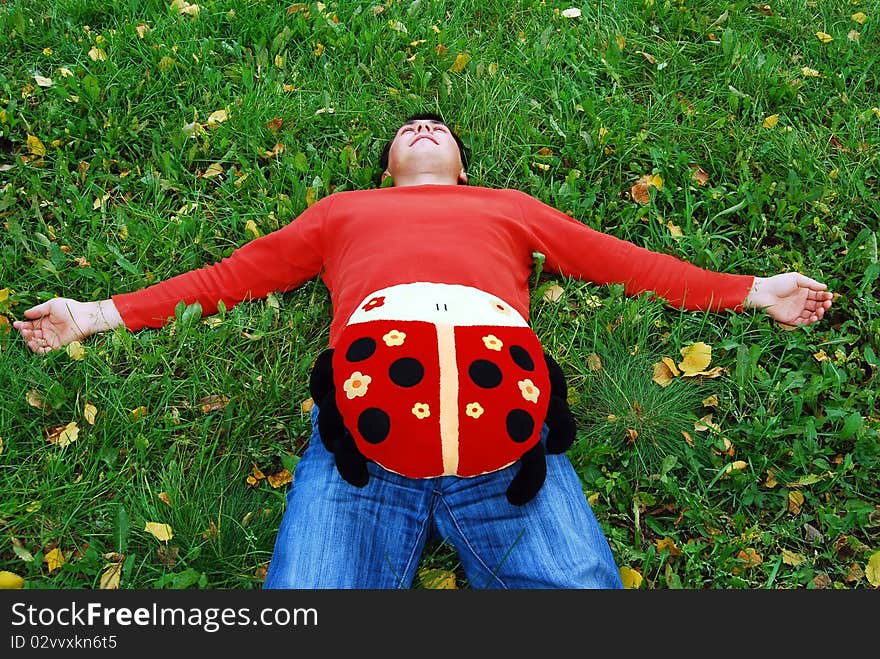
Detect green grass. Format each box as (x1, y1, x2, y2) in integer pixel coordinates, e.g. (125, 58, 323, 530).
(1, 0, 878, 589)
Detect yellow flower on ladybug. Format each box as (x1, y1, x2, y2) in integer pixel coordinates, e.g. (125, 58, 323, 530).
(518, 378, 540, 403)
(343, 372, 372, 399)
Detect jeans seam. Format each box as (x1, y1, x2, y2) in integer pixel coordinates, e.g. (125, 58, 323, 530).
(436, 494, 510, 589)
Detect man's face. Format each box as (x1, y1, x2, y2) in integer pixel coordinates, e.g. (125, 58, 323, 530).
(383, 118, 467, 185)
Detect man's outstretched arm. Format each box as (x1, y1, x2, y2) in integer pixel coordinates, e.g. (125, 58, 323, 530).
(12, 298, 123, 354)
(742, 273, 833, 327)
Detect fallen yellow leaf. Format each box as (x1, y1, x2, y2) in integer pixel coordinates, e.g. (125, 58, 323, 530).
(88, 46, 107, 62)
(46, 422, 79, 447)
(144, 522, 173, 542)
(816, 31, 833, 44)
(44, 547, 65, 572)
(67, 340, 86, 360)
(788, 490, 805, 514)
(27, 134, 46, 156)
(762, 113, 779, 128)
(629, 174, 662, 204)
(418, 568, 457, 589)
(34, 75, 53, 87)
(866, 550, 880, 587)
(207, 109, 228, 125)
(301, 397, 314, 413)
(26, 389, 44, 409)
(450, 52, 471, 73)
(851, 12, 866, 25)
(84, 403, 97, 425)
(619, 566, 643, 589)
(542, 283, 564, 302)
(656, 537, 681, 555)
(678, 342, 712, 375)
(781, 549, 805, 566)
(0, 571, 25, 589)
(736, 548, 763, 568)
(651, 361, 675, 387)
(99, 562, 122, 589)
(267, 469, 293, 489)
(202, 162, 224, 178)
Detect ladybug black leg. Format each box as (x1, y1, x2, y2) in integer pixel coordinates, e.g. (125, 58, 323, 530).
(316, 391, 344, 453)
(505, 442, 547, 506)
(309, 348, 335, 402)
(543, 352, 576, 454)
(333, 429, 369, 488)
(311, 348, 370, 487)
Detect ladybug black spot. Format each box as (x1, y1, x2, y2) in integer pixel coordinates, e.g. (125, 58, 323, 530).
(389, 357, 424, 387)
(346, 337, 376, 362)
(506, 409, 535, 443)
(469, 359, 503, 388)
(509, 345, 535, 371)
(358, 408, 391, 444)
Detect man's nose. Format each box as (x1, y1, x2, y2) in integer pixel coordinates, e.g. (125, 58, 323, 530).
(415, 122, 431, 132)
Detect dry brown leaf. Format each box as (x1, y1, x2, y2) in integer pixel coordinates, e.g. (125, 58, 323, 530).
(587, 352, 602, 372)
(26, 390, 44, 409)
(45, 422, 79, 447)
(652, 361, 675, 387)
(737, 548, 762, 568)
(158, 492, 173, 508)
(689, 165, 709, 185)
(629, 174, 662, 204)
(656, 537, 681, 556)
(788, 490, 805, 514)
(199, 394, 229, 412)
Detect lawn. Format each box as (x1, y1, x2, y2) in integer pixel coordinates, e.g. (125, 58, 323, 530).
(1, 0, 878, 589)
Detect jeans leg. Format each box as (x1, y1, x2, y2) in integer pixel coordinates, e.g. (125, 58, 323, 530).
(263, 406, 434, 589)
(432, 451, 623, 589)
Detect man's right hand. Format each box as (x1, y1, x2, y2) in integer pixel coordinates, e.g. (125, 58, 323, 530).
(12, 298, 123, 354)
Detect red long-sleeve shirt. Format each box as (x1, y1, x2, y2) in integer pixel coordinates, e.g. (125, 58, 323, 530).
(112, 185, 753, 346)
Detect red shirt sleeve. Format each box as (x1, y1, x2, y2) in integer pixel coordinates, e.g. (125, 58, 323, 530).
(514, 191, 753, 311)
(112, 197, 330, 330)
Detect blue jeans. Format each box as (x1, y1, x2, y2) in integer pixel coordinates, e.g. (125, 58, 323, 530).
(263, 405, 623, 589)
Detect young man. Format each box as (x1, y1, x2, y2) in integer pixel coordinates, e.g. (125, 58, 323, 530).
(14, 113, 833, 588)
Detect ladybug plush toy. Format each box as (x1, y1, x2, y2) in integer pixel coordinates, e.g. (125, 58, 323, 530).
(308, 282, 576, 505)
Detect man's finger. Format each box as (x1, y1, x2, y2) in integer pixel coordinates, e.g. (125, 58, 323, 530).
(23, 303, 51, 318)
(795, 273, 827, 290)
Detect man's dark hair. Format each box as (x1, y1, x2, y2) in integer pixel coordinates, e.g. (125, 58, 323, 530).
(379, 112, 469, 179)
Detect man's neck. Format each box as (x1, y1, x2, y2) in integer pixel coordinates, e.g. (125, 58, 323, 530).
(392, 173, 460, 186)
